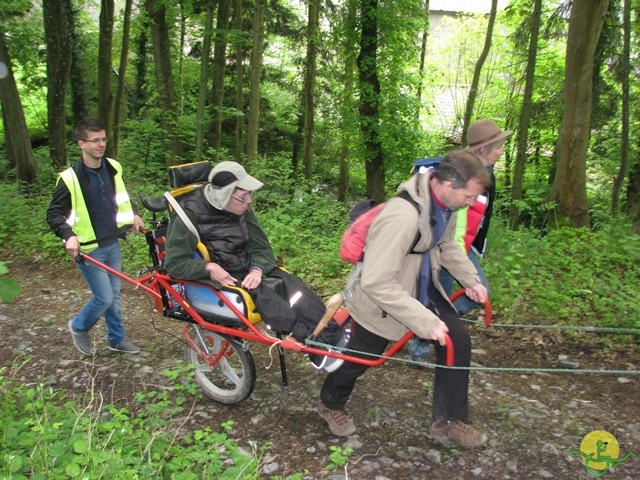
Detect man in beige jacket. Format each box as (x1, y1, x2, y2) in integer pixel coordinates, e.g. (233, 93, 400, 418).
(317, 149, 491, 448)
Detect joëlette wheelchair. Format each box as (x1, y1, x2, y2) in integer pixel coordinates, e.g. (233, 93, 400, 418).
(78, 161, 460, 405)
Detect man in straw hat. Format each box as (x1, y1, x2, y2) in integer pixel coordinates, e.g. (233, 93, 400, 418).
(164, 161, 343, 367)
(409, 119, 513, 368)
(450, 119, 512, 312)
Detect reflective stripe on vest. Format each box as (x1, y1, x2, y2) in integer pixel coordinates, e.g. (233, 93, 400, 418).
(58, 158, 134, 246)
(454, 194, 487, 253)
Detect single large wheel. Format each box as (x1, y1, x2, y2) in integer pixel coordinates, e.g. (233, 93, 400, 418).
(184, 325, 256, 404)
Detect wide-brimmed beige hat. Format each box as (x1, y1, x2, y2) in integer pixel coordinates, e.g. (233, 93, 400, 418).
(203, 161, 264, 210)
(465, 119, 513, 151)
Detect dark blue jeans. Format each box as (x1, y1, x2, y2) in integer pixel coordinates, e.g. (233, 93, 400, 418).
(71, 242, 126, 345)
(439, 249, 490, 315)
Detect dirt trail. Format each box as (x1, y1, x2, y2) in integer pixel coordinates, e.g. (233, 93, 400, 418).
(1, 253, 639, 479)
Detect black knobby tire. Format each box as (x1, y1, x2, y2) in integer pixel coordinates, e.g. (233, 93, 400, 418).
(184, 325, 256, 404)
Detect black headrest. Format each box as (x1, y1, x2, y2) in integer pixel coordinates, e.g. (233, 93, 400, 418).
(168, 161, 212, 188)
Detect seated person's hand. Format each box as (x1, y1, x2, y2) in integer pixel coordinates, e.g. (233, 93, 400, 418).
(424, 319, 449, 347)
(241, 268, 262, 290)
(465, 283, 488, 304)
(206, 262, 238, 286)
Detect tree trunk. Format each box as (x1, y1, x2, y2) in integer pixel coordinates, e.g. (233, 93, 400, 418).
(302, 0, 318, 179)
(195, 0, 215, 161)
(98, 0, 115, 158)
(338, 0, 358, 202)
(43, 0, 73, 168)
(416, 0, 430, 121)
(210, 0, 231, 163)
(234, 0, 244, 162)
(291, 110, 303, 173)
(509, 0, 541, 229)
(246, 0, 265, 164)
(178, 5, 186, 115)
(68, 5, 89, 122)
(132, 23, 149, 118)
(358, 0, 384, 202)
(0, 27, 37, 186)
(148, 0, 183, 165)
(501, 79, 520, 190)
(546, 0, 609, 228)
(112, 0, 133, 159)
(461, 0, 497, 145)
(623, 138, 640, 226)
(612, 0, 630, 215)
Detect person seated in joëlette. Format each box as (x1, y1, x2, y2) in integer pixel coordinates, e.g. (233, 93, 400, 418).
(164, 161, 344, 369)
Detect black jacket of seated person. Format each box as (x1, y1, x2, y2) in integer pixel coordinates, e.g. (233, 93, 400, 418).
(164, 187, 341, 347)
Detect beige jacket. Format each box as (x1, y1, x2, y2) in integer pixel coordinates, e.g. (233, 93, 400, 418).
(344, 173, 482, 341)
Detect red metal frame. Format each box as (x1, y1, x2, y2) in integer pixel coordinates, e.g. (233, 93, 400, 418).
(450, 288, 492, 325)
(79, 252, 455, 367)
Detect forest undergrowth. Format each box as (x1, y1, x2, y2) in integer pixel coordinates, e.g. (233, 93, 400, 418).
(1, 155, 638, 333)
(1, 157, 639, 478)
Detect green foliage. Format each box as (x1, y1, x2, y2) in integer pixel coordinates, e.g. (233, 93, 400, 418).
(325, 445, 353, 471)
(0, 182, 64, 261)
(3, 142, 640, 332)
(2, 0, 638, 240)
(116, 117, 172, 188)
(485, 218, 640, 332)
(0, 262, 22, 302)
(0, 364, 273, 479)
(0, 361, 341, 479)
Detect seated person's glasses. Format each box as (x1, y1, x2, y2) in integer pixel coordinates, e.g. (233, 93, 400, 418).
(230, 191, 253, 204)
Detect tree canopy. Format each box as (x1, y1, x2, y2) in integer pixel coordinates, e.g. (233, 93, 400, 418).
(0, 0, 639, 229)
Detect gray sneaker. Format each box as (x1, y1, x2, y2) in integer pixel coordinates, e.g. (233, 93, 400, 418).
(68, 319, 93, 356)
(110, 339, 140, 354)
(318, 400, 356, 436)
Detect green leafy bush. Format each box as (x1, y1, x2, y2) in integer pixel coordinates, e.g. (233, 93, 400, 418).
(0, 262, 22, 302)
(485, 219, 640, 332)
(0, 364, 286, 479)
(2, 151, 640, 333)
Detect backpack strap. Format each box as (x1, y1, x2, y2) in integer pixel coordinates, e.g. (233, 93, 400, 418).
(394, 190, 423, 254)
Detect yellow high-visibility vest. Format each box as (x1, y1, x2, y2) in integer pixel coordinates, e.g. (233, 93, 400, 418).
(58, 158, 134, 249)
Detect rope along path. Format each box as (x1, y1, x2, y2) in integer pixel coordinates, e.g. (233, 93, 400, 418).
(461, 317, 640, 335)
(305, 339, 640, 375)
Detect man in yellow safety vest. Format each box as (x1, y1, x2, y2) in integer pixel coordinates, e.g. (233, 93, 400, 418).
(47, 118, 145, 356)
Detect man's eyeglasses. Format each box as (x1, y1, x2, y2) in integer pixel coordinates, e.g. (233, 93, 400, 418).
(82, 137, 108, 144)
(230, 192, 253, 204)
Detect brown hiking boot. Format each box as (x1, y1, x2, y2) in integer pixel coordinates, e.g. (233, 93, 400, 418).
(318, 401, 356, 437)
(429, 419, 487, 448)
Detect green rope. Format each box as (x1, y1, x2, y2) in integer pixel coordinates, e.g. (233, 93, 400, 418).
(461, 317, 640, 335)
(304, 339, 640, 375)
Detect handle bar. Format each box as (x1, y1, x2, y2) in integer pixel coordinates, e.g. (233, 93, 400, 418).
(450, 289, 492, 325)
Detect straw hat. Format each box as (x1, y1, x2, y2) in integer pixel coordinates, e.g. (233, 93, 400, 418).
(465, 119, 513, 150)
(203, 161, 264, 210)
